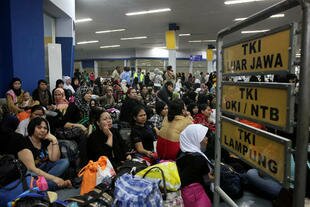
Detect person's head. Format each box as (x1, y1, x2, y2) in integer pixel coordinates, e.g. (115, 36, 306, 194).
(155, 101, 168, 117)
(199, 104, 212, 118)
(10, 77, 22, 91)
(27, 117, 49, 138)
(116, 66, 121, 73)
(138, 68, 142, 72)
(168, 99, 186, 122)
(90, 99, 97, 107)
(55, 79, 64, 88)
(166, 65, 173, 72)
(54, 88, 66, 102)
(76, 85, 92, 103)
(165, 81, 174, 93)
(141, 86, 148, 95)
(127, 88, 138, 100)
(23, 91, 31, 101)
(106, 86, 113, 96)
(72, 77, 79, 86)
(95, 110, 113, 130)
(30, 105, 45, 119)
(63, 76, 71, 85)
(131, 105, 147, 125)
(38, 79, 48, 91)
(188, 103, 198, 116)
(180, 124, 210, 154)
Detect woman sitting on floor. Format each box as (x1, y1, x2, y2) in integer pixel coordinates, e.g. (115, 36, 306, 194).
(88, 110, 132, 168)
(17, 117, 71, 190)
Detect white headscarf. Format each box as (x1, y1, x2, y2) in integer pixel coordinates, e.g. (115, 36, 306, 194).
(180, 124, 211, 163)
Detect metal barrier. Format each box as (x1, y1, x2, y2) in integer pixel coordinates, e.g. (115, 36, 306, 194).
(214, 0, 310, 206)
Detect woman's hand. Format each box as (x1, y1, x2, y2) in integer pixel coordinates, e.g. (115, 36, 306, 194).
(53, 177, 72, 188)
(102, 126, 112, 138)
(45, 133, 58, 144)
(145, 150, 153, 158)
(126, 154, 132, 160)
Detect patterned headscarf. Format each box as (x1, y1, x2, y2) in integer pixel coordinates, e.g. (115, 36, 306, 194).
(54, 88, 69, 114)
(75, 85, 92, 117)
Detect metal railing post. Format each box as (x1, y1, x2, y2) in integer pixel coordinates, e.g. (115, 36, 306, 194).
(293, 1, 310, 206)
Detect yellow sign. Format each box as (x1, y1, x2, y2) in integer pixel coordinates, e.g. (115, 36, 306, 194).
(221, 117, 291, 183)
(166, 31, 176, 49)
(222, 82, 294, 131)
(223, 26, 293, 75)
(207, 49, 213, 61)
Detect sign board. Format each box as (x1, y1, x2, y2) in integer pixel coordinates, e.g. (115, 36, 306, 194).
(222, 24, 297, 76)
(221, 82, 295, 132)
(190, 55, 203, 61)
(221, 117, 291, 185)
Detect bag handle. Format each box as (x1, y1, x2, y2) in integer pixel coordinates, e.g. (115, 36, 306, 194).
(142, 166, 167, 200)
(78, 161, 98, 177)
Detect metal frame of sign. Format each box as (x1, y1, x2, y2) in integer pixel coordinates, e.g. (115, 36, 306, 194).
(222, 23, 298, 76)
(221, 81, 295, 132)
(220, 116, 292, 187)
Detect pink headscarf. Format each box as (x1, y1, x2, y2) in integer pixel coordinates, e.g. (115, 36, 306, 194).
(54, 88, 69, 114)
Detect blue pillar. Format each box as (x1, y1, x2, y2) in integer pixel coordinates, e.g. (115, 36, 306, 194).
(56, 37, 74, 77)
(0, 0, 45, 96)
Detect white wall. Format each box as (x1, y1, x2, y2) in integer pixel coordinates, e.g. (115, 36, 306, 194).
(49, 0, 75, 19)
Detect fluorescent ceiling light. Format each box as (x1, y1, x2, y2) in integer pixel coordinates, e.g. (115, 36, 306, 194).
(270, 14, 285, 18)
(241, 29, 269, 34)
(235, 13, 284, 21)
(179, 33, 191, 36)
(225, 0, 266, 5)
(189, 40, 216, 43)
(75, 18, 93, 23)
(121, 36, 147, 40)
(202, 40, 216, 42)
(96, 29, 126, 34)
(126, 8, 171, 16)
(77, 40, 99, 45)
(234, 18, 247, 21)
(100, 45, 120, 48)
(189, 40, 202, 43)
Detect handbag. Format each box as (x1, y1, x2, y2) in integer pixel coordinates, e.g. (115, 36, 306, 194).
(142, 166, 184, 207)
(0, 154, 27, 188)
(136, 161, 181, 192)
(78, 156, 115, 195)
(55, 127, 85, 141)
(219, 162, 243, 199)
(113, 173, 163, 207)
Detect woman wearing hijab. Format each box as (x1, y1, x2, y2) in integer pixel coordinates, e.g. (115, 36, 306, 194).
(6, 77, 24, 114)
(63, 76, 75, 95)
(53, 88, 69, 115)
(176, 124, 213, 207)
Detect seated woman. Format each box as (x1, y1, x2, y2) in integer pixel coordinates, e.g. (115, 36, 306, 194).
(88, 110, 131, 168)
(6, 77, 24, 114)
(157, 99, 193, 160)
(176, 124, 213, 207)
(130, 105, 156, 158)
(17, 117, 71, 190)
(194, 104, 215, 132)
(18, 91, 39, 110)
(148, 101, 168, 133)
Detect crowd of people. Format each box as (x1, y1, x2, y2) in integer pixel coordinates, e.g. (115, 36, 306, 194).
(0, 65, 308, 206)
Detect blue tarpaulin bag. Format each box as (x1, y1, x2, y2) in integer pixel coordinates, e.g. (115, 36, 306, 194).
(113, 173, 163, 207)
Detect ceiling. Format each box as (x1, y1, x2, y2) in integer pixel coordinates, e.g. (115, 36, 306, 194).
(75, 0, 301, 53)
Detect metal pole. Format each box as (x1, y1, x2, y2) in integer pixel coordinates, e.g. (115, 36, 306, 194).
(293, 1, 310, 206)
(214, 36, 223, 207)
(215, 186, 239, 207)
(218, 0, 299, 37)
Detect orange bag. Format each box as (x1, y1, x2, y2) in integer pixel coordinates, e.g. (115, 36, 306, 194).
(78, 160, 98, 195)
(16, 110, 30, 122)
(78, 156, 116, 195)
